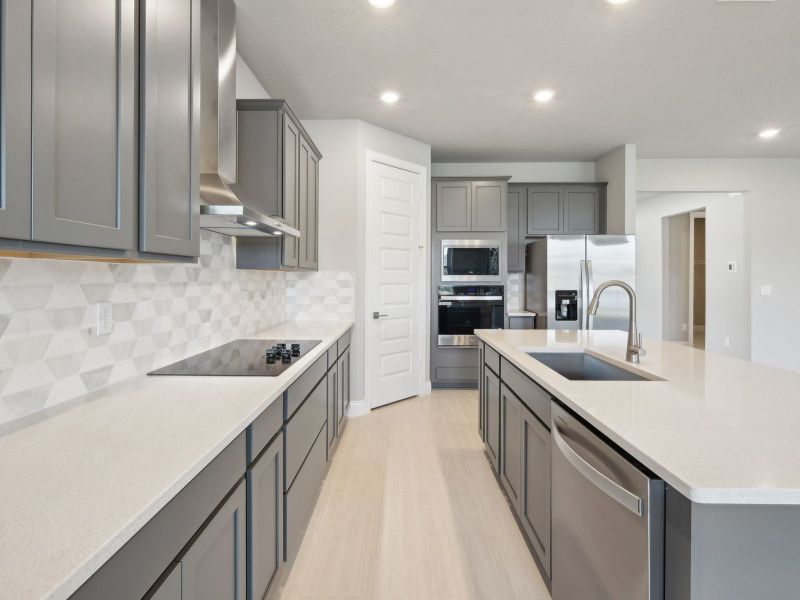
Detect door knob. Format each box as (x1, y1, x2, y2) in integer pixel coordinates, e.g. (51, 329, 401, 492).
(372, 311, 389, 319)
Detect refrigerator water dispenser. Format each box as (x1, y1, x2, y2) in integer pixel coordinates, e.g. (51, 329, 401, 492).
(555, 290, 578, 321)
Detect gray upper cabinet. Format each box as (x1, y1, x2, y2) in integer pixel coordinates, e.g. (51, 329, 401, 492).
(506, 186, 524, 272)
(563, 187, 600, 234)
(436, 179, 507, 232)
(282, 116, 300, 268)
(526, 184, 605, 236)
(139, 0, 200, 257)
(0, 0, 32, 241)
(436, 181, 471, 231)
(527, 187, 563, 236)
(248, 434, 283, 600)
(181, 479, 246, 600)
(31, 0, 136, 250)
(234, 100, 321, 271)
(298, 137, 318, 270)
(471, 181, 506, 231)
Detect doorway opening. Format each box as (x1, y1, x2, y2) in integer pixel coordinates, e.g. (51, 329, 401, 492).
(689, 213, 706, 349)
(661, 208, 706, 349)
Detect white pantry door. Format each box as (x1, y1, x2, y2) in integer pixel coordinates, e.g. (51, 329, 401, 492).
(366, 155, 425, 409)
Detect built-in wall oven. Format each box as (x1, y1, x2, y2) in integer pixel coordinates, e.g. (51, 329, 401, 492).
(438, 285, 504, 346)
(442, 240, 501, 282)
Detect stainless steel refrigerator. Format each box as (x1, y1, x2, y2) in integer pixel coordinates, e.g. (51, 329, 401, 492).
(525, 235, 635, 330)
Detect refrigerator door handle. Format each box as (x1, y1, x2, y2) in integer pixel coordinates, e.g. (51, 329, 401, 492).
(585, 259, 594, 330)
(579, 260, 586, 329)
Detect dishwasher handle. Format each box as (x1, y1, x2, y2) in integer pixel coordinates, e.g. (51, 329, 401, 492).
(552, 421, 643, 517)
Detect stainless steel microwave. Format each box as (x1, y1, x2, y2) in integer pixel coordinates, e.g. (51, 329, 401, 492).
(442, 240, 501, 282)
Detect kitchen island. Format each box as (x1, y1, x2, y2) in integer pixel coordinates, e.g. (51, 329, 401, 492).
(476, 328, 800, 600)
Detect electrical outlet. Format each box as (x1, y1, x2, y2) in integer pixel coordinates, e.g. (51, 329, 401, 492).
(724, 336, 731, 348)
(761, 284, 773, 296)
(727, 261, 738, 273)
(96, 302, 113, 336)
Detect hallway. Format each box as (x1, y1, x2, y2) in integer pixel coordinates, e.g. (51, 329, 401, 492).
(279, 390, 550, 600)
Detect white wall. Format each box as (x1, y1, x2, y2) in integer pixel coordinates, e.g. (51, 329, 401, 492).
(431, 162, 596, 182)
(303, 119, 432, 412)
(638, 159, 800, 372)
(637, 192, 748, 359)
(597, 144, 637, 234)
(236, 54, 270, 99)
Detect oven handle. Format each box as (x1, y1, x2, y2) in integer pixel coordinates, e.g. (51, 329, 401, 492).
(439, 296, 504, 301)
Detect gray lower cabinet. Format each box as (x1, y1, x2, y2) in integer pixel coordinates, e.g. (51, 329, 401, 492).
(285, 426, 327, 562)
(247, 434, 283, 600)
(326, 366, 337, 454)
(139, 0, 200, 257)
(31, 0, 137, 250)
(181, 480, 247, 600)
(147, 563, 182, 600)
(484, 366, 501, 472)
(234, 100, 321, 272)
(521, 408, 551, 577)
(435, 179, 507, 232)
(478, 343, 485, 441)
(336, 344, 351, 432)
(508, 315, 536, 330)
(0, 0, 32, 241)
(506, 186, 525, 272)
(500, 384, 523, 510)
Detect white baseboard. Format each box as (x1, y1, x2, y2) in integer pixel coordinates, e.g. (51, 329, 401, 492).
(346, 399, 370, 418)
(423, 380, 432, 395)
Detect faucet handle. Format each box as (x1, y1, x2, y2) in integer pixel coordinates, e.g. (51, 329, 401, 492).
(636, 333, 647, 357)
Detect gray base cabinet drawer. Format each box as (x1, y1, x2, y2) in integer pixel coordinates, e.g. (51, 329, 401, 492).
(327, 367, 338, 453)
(285, 379, 327, 490)
(285, 426, 327, 562)
(181, 479, 246, 600)
(285, 354, 327, 418)
(337, 329, 351, 356)
(501, 357, 550, 426)
(248, 433, 283, 600)
(248, 397, 283, 465)
(484, 344, 500, 375)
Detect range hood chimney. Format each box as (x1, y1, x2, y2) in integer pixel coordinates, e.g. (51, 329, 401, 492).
(198, 0, 299, 238)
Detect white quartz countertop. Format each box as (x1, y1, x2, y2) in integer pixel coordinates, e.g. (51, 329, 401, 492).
(476, 328, 800, 506)
(0, 320, 352, 600)
(506, 310, 536, 317)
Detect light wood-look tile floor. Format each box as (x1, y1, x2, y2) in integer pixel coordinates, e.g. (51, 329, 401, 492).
(279, 389, 551, 600)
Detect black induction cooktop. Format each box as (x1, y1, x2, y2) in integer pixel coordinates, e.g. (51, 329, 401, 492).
(148, 339, 321, 377)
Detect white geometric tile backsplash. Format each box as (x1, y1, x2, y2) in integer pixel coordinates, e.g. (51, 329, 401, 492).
(506, 273, 522, 312)
(0, 231, 354, 426)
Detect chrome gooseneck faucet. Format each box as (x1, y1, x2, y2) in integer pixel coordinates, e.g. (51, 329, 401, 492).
(587, 280, 646, 364)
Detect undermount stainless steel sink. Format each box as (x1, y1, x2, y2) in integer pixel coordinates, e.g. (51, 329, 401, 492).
(527, 352, 655, 382)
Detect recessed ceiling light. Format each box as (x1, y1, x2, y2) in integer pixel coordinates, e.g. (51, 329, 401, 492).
(606, 0, 631, 4)
(758, 128, 781, 139)
(274, 231, 283, 236)
(244, 220, 257, 227)
(728, 192, 743, 197)
(533, 89, 556, 103)
(380, 90, 400, 104)
(369, 0, 395, 8)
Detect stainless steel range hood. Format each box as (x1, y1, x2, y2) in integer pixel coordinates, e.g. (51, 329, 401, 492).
(198, 0, 299, 238)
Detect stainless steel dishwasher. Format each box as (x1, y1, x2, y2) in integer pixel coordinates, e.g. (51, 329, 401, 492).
(551, 402, 664, 600)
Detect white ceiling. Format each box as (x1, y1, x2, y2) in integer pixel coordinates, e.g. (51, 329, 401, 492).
(236, 0, 800, 162)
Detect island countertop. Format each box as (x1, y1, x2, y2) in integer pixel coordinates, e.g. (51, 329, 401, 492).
(0, 320, 352, 600)
(475, 328, 800, 506)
